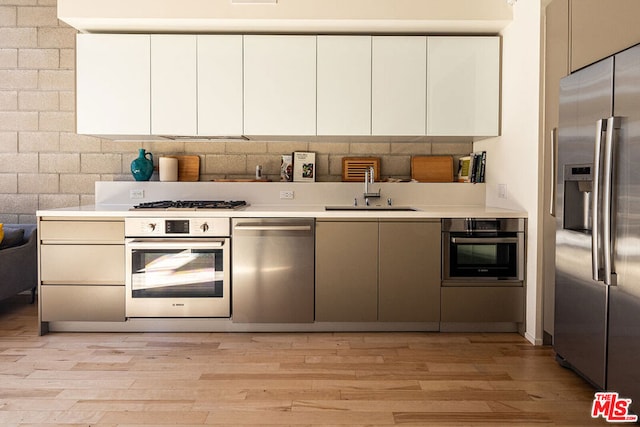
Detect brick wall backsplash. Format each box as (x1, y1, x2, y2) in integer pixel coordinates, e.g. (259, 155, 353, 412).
(0, 0, 472, 224)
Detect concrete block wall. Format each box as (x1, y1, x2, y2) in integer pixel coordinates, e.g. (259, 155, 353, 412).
(0, 0, 472, 224)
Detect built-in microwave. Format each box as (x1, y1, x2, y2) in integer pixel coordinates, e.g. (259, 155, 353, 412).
(442, 218, 525, 285)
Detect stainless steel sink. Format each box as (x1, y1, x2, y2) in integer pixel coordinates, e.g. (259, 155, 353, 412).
(324, 206, 417, 211)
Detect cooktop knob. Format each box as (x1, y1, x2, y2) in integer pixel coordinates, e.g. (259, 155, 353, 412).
(200, 222, 209, 232)
(145, 223, 156, 232)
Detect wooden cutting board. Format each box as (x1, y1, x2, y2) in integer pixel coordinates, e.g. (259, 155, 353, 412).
(411, 156, 454, 182)
(167, 155, 200, 181)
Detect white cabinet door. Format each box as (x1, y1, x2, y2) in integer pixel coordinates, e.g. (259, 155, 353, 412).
(372, 36, 427, 136)
(76, 34, 151, 135)
(151, 35, 197, 135)
(197, 35, 243, 136)
(243, 35, 316, 135)
(317, 36, 371, 135)
(427, 36, 500, 137)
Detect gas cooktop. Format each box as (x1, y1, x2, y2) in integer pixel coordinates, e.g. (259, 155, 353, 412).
(130, 200, 248, 210)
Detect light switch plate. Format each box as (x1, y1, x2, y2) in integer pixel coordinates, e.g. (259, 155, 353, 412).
(280, 190, 294, 199)
(498, 184, 507, 199)
(130, 189, 144, 199)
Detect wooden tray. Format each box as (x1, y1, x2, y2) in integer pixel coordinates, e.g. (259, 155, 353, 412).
(342, 157, 381, 182)
(411, 156, 454, 182)
(167, 155, 200, 181)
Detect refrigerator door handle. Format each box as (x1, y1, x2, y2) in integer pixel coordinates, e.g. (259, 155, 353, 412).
(602, 116, 621, 286)
(549, 128, 557, 217)
(592, 118, 606, 282)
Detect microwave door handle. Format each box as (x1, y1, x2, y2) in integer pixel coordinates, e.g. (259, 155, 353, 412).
(592, 118, 606, 282)
(550, 127, 557, 217)
(602, 116, 620, 286)
(450, 237, 519, 244)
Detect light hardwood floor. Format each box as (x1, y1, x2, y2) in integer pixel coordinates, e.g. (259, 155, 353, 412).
(0, 294, 609, 426)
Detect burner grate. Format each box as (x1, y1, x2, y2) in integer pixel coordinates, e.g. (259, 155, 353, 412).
(132, 200, 247, 210)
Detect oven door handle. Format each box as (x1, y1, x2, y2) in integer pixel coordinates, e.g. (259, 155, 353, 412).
(126, 240, 225, 250)
(450, 237, 519, 244)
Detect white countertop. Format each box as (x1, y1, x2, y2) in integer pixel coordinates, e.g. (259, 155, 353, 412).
(37, 181, 527, 219)
(37, 203, 526, 219)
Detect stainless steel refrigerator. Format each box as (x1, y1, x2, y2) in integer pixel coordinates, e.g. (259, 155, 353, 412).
(555, 43, 640, 412)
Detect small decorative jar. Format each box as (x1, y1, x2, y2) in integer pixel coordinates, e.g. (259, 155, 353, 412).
(130, 148, 154, 181)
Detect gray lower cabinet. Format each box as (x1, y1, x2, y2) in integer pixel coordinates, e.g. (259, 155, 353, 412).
(315, 219, 378, 322)
(40, 285, 125, 322)
(440, 286, 525, 323)
(378, 220, 440, 322)
(315, 219, 441, 322)
(38, 217, 126, 324)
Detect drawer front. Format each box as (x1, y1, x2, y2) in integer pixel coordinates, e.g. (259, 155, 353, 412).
(41, 285, 125, 322)
(441, 286, 524, 322)
(40, 220, 124, 243)
(41, 245, 125, 284)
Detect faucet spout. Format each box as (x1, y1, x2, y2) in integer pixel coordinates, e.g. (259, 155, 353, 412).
(363, 166, 381, 199)
(364, 167, 369, 194)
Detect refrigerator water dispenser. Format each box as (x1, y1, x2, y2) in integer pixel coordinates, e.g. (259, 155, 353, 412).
(563, 164, 593, 232)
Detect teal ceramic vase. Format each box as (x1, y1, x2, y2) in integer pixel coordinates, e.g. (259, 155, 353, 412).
(131, 148, 154, 181)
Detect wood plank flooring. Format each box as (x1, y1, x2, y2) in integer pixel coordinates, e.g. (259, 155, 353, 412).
(0, 294, 609, 426)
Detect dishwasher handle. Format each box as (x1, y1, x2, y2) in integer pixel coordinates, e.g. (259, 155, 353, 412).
(234, 224, 312, 232)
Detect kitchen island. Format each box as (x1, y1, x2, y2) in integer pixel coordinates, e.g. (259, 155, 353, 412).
(36, 181, 527, 335)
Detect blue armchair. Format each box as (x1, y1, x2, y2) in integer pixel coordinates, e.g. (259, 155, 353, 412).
(0, 224, 37, 303)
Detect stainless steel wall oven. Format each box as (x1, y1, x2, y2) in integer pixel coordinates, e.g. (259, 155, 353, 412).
(124, 217, 230, 317)
(442, 218, 525, 284)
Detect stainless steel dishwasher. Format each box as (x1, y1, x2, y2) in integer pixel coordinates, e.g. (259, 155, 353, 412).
(231, 218, 315, 323)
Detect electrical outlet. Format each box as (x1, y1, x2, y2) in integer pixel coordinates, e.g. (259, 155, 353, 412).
(497, 184, 508, 199)
(279, 190, 294, 200)
(130, 189, 144, 199)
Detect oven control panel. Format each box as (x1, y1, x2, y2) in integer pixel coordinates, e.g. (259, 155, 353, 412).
(125, 217, 230, 237)
(442, 218, 525, 233)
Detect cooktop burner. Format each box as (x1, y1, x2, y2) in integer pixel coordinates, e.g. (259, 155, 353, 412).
(131, 200, 247, 210)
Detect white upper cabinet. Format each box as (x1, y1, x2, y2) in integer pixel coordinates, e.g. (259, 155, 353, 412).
(197, 35, 243, 136)
(372, 36, 427, 136)
(243, 35, 317, 136)
(317, 36, 372, 136)
(75, 34, 500, 138)
(76, 34, 151, 135)
(152, 35, 244, 136)
(151, 35, 197, 135)
(427, 36, 500, 137)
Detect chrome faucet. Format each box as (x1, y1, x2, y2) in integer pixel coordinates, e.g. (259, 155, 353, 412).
(363, 166, 380, 200)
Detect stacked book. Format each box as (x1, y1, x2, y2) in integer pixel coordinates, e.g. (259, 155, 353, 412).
(457, 151, 486, 183)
